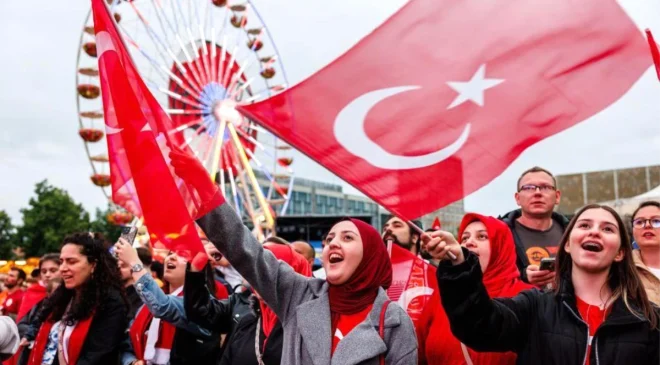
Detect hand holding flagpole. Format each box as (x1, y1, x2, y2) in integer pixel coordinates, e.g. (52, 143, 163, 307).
(408, 220, 458, 261)
(421, 229, 464, 264)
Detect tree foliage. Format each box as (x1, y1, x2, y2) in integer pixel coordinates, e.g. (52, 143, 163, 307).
(0, 210, 16, 258)
(14, 180, 91, 257)
(89, 206, 123, 245)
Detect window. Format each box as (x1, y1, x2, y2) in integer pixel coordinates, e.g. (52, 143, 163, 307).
(329, 197, 337, 207)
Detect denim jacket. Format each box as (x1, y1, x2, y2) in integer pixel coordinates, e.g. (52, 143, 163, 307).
(121, 274, 211, 365)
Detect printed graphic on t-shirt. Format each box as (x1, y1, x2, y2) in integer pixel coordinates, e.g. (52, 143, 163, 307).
(525, 246, 559, 266)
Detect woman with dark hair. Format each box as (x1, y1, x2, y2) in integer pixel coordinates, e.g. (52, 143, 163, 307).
(184, 243, 311, 365)
(425, 204, 659, 365)
(113, 239, 222, 365)
(630, 201, 660, 304)
(27, 232, 128, 365)
(169, 148, 417, 364)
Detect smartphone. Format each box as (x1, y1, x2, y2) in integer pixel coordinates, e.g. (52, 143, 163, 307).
(119, 225, 138, 245)
(539, 257, 555, 271)
(110, 225, 138, 258)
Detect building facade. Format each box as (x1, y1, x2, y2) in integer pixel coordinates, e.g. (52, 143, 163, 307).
(257, 171, 464, 233)
(555, 165, 660, 215)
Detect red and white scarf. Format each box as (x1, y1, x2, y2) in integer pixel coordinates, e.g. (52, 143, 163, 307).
(129, 287, 183, 364)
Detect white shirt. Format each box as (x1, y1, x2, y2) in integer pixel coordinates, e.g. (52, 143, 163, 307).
(649, 266, 660, 280)
(217, 266, 243, 289)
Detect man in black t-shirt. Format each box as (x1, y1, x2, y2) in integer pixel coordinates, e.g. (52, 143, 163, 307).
(499, 166, 569, 285)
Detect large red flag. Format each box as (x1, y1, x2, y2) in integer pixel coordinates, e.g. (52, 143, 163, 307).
(92, 0, 203, 254)
(237, 0, 650, 220)
(387, 243, 437, 326)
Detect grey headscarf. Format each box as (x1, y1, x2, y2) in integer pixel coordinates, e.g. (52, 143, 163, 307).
(0, 316, 19, 359)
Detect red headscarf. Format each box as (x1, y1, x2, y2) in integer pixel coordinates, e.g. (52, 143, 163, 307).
(260, 243, 312, 336)
(327, 218, 392, 315)
(458, 213, 532, 298)
(417, 213, 532, 365)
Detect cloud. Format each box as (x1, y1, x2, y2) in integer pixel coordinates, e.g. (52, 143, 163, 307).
(1, 0, 658, 226)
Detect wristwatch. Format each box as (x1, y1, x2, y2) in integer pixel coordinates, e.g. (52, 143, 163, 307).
(131, 263, 144, 273)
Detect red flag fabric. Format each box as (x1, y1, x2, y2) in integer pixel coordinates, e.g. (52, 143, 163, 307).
(646, 29, 660, 81)
(92, 0, 203, 254)
(387, 243, 437, 325)
(430, 217, 441, 231)
(237, 0, 650, 220)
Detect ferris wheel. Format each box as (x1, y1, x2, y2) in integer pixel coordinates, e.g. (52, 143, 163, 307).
(75, 0, 295, 233)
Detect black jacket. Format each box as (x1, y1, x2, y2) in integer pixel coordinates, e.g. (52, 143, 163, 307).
(25, 289, 128, 365)
(125, 285, 142, 321)
(437, 249, 660, 365)
(169, 324, 221, 365)
(16, 299, 44, 365)
(499, 209, 570, 281)
(184, 267, 283, 365)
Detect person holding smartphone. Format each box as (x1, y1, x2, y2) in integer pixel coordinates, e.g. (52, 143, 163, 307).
(425, 204, 659, 365)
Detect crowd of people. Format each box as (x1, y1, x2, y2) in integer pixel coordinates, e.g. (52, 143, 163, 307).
(0, 160, 659, 364)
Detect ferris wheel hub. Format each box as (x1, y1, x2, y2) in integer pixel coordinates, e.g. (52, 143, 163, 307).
(212, 99, 242, 127)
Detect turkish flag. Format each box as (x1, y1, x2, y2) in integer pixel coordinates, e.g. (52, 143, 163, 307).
(92, 0, 203, 254)
(237, 0, 650, 220)
(387, 243, 437, 326)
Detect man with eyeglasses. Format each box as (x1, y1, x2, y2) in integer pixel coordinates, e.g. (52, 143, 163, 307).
(499, 166, 569, 285)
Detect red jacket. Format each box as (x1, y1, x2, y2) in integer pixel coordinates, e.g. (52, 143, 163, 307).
(416, 214, 533, 365)
(16, 284, 47, 322)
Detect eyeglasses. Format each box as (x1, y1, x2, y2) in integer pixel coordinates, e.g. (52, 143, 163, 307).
(518, 184, 556, 193)
(632, 218, 660, 229)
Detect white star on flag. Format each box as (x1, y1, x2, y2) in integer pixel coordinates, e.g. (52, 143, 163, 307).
(446, 64, 504, 109)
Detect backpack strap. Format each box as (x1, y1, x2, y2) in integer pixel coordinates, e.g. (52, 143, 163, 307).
(378, 300, 391, 365)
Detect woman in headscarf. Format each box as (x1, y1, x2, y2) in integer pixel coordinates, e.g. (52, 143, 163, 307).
(169, 147, 417, 364)
(416, 213, 532, 364)
(184, 243, 311, 365)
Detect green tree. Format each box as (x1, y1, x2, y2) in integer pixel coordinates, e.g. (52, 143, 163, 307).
(15, 180, 91, 257)
(0, 210, 16, 258)
(89, 206, 123, 244)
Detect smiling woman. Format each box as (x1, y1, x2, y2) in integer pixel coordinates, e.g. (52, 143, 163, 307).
(426, 204, 659, 365)
(170, 142, 418, 365)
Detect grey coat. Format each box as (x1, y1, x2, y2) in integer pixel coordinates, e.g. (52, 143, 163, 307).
(197, 203, 418, 365)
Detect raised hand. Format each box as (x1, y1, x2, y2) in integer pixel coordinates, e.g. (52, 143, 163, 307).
(421, 230, 465, 264)
(526, 264, 556, 287)
(114, 238, 141, 266)
(169, 144, 218, 203)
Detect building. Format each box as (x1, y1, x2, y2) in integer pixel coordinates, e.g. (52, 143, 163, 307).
(555, 164, 660, 216)
(256, 171, 465, 237)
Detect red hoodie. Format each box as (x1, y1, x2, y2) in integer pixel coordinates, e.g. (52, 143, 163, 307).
(16, 283, 47, 322)
(416, 213, 533, 365)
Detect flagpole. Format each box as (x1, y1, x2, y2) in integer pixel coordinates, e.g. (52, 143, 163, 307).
(407, 220, 457, 260)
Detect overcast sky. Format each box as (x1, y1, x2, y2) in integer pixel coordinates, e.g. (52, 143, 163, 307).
(1, 0, 659, 225)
